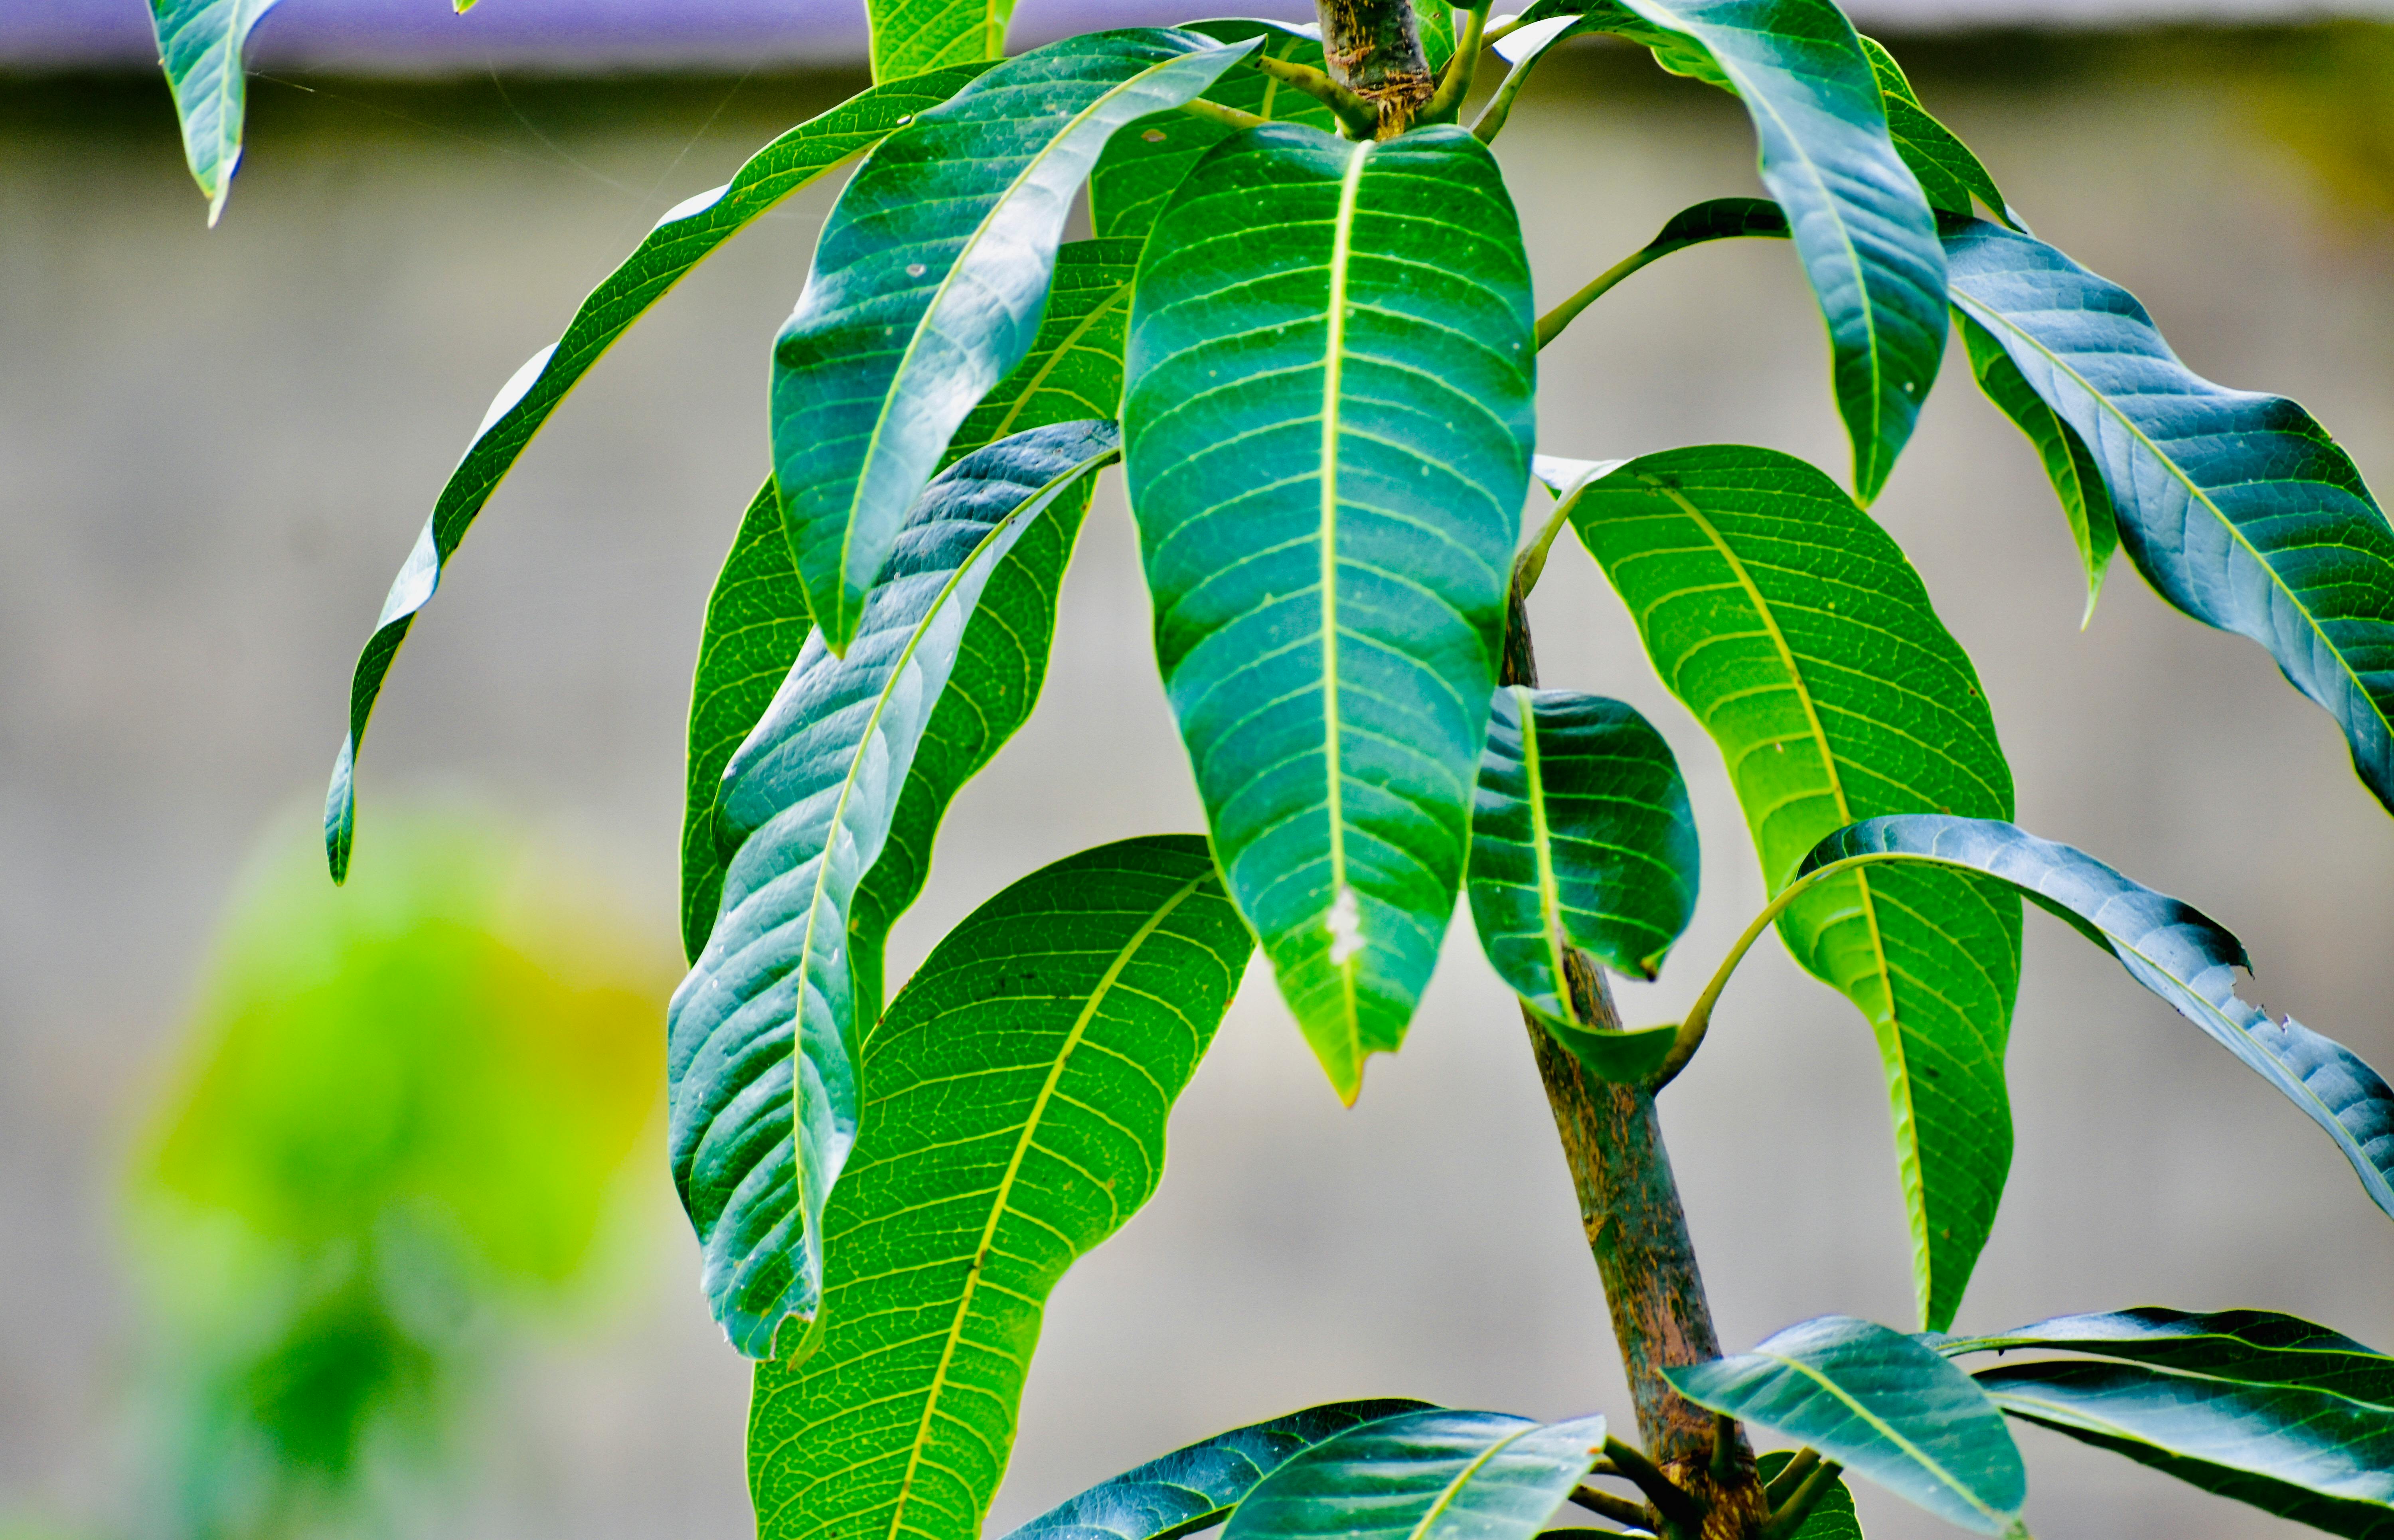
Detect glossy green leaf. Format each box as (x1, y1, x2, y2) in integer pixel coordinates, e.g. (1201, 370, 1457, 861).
(1523, 0, 1947, 500)
(1468, 687, 1699, 1005)
(870, 0, 1009, 81)
(324, 67, 990, 882)
(1222, 1408, 1608, 1540)
(1667, 1317, 2027, 1536)
(1091, 20, 1338, 245)
(1944, 217, 2394, 819)
(999, 1401, 1436, 1540)
(1547, 446, 2018, 1331)
(150, 0, 279, 225)
(747, 835, 1255, 1540)
(1856, 36, 2015, 225)
(1798, 815, 2394, 1223)
(1122, 124, 1535, 1102)
(1758, 1450, 1865, 1540)
(1943, 1307, 2394, 1398)
(669, 422, 1119, 1359)
(1959, 316, 2116, 628)
(771, 30, 1256, 655)
(942, 238, 1140, 471)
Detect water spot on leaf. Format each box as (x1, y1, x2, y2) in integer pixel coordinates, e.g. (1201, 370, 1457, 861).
(907, 263, 927, 278)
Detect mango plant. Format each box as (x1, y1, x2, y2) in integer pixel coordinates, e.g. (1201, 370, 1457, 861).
(162, 0, 2394, 1534)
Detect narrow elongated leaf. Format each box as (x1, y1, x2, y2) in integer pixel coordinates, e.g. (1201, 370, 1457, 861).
(1222, 1408, 1608, 1540)
(1944, 218, 2394, 818)
(150, 0, 280, 225)
(1855, 36, 2014, 225)
(1798, 815, 2394, 1223)
(1523, 0, 1946, 500)
(668, 421, 1119, 1359)
(1758, 1450, 1865, 1540)
(1946, 1307, 2394, 1398)
(1548, 446, 2018, 1331)
(1959, 316, 2116, 626)
(1667, 1317, 2027, 1536)
(870, 0, 1009, 81)
(1468, 687, 1699, 1003)
(771, 30, 1256, 654)
(1001, 1401, 1436, 1540)
(747, 835, 1255, 1540)
(324, 67, 990, 881)
(1123, 124, 1535, 1102)
(942, 238, 1140, 471)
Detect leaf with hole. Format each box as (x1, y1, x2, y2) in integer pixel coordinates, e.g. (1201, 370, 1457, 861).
(1123, 123, 1535, 1102)
(1221, 1408, 1608, 1540)
(746, 834, 1255, 1540)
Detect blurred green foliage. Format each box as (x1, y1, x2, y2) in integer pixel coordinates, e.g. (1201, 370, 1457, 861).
(124, 808, 668, 1540)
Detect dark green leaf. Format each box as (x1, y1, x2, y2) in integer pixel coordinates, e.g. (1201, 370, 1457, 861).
(1945, 1307, 2394, 1402)
(999, 1401, 1436, 1540)
(1943, 218, 2394, 819)
(1547, 446, 2018, 1331)
(1123, 124, 1535, 1102)
(324, 67, 991, 881)
(1666, 1317, 2027, 1536)
(1091, 20, 1338, 245)
(1222, 1408, 1608, 1540)
(669, 422, 1118, 1359)
(1758, 1451, 1865, 1540)
(942, 238, 1140, 471)
(1798, 815, 2394, 1224)
(150, 0, 279, 224)
(1958, 315, 2116, 627)
(870, 0, 1008, 81)
(1524, 0, 1947, 500)
(1855, 36, 2015, 225)
(1468, 687, 1699, 1001)
(747, 835, 1256, 1540)
(771, 30, 1255, 654)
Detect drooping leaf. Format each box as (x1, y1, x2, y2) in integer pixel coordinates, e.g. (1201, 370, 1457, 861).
(668, 422, 1118, 1359)
(1666, 1317, 2027, 1537)
(1943, 218, 2394, 819)
(1758, 1450, 1866, 1540)
(999, 1401, 1436, 1540)
(941, 238, 1140, 471)
(1467, 687, 1699, 1004)
(771, 30, 1256, 655)
(1797, 815, 2394, 1223)
(1547, 446, 2018, 1332)
(1091, 20, 1338, 245)
(1472, 14, 1594, 144)
(1537, 197, 1790, 347)
(870, 0, 1010, 82)
(1522, 0, 1947, 501)
(1855, 35, 2015, 225)
(150, 0, 280, 225)
(746, 835, 1255, 1540)
(324, 66, 991, 881)
(1958, 316, 2116, 627)
(1123, 124, 1535, 1103)
(1221, 1408, 1608, 1540)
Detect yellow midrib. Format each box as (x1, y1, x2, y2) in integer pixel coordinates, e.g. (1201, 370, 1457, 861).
(1318, 136, 1372, 1074)
(1770, 1354, 2007, 1526)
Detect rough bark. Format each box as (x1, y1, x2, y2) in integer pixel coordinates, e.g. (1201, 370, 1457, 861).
(1312, 0, 1436, 134)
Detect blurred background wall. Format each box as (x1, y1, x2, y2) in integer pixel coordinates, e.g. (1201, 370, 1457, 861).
(4, 7, 2394, 1540)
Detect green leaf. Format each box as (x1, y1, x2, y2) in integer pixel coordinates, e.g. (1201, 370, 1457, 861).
(870, 0, 1010, 81)
(746, 834, 1256, 1540)
(669, 421, 1119, 1359)
(1958, 315, 2116, 628)
(1547, 445, 2018, 1331)
(999, 1401, 1437, 1540)
(1943, 217, 2394, 820)
(1468, 687, 1699, 1001)
(1797, 815, 2394, 1224)
(1523, 0, 1946, 501)
(1221, 1408, 1608, 1540)
(1090, 20, 1338, 245)
(1855, 35, 2016, 225)
(150, 0, 280, 225)
(1122, 123, 1536, 1103)
(1666, 1317, 2027, 1536)
(771, 30, 1256, 655)
(941, 238, 1140, 471)
(323, 67, 990, 883)
(1758, 1451, 1865, 1540)
(1943, 1307, 2394, 1400)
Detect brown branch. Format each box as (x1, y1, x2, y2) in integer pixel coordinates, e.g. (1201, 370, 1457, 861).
(1312, 0, 1436, 136)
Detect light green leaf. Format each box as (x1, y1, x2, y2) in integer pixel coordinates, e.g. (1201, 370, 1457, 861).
(870, 0, 1011, 81)
(746, 835, 1256, 1540)
(1546, 445, 2019, 1331)
(669, 422, 1118, 1359)
(1758, 1450, 1865, 1540)
(1855, 35, 2016, 225)
(1958, 316, 2116, 628)
(1797, 816, 2394, 1223)
(1943, 218, 2394, 819)
(1122, 123, 1536, 1102)
(149, 0, 280, 225)
(1667, 1317, 2027, 1536)
(1467, 687, 1699, 1001)
(324, 67, 990, 882)
(1221, 1408, 1608, 1540)
(999, 1401, 1436, 1540)
(771, 29, 1257, 655)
